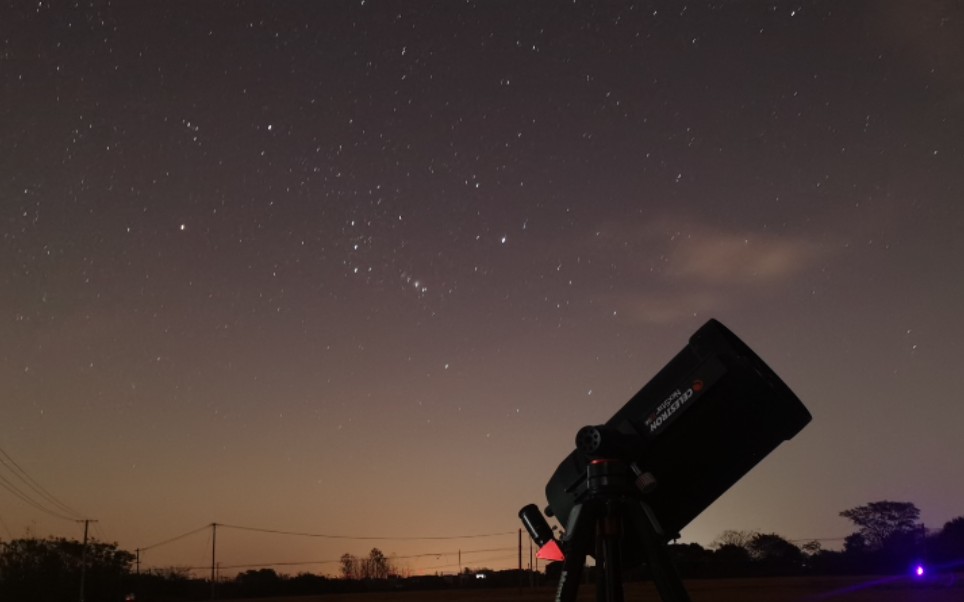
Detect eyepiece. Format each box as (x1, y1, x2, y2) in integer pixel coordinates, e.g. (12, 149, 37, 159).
(518, 503, 554, 547)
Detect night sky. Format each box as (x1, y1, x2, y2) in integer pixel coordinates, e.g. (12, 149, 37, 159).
(3, 0, 963, 577)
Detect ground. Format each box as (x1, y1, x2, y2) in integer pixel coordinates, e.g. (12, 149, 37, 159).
(217, 575, 964, 602)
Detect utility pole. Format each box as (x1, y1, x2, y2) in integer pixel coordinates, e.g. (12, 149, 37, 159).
(78, 518, 98, 602)
(210, 523, 218, 600)
(529, 536, 534, 587)
(135, 548, 140, 575)
(517, 528, 522, 595)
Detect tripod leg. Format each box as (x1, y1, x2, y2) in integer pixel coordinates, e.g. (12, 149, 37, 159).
(630, 503, 692, 602)
(556, 559, 583, 602)
(598, 505, 624, 602)
(555, 503, 594, 602)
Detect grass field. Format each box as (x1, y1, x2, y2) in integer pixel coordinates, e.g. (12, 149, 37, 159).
(218, 575, 964, 602)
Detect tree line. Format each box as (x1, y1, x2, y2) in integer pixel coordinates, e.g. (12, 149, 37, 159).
(663, 501, 964, 579)
(339, 547, 395, 580)
(2, 500, 962, 601)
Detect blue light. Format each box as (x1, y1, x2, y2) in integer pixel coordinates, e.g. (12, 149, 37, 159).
(915, 564, 925, 577)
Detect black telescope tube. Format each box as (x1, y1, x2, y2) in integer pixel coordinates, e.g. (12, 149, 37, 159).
(518, 504, 554, 548)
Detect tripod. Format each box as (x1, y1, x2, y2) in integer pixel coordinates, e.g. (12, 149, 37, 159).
(554, 459, 692, 602)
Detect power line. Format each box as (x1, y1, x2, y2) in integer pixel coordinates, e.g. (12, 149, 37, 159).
(420, 553, 519, 573)
(139, 524, 211, 552)
(0, 471, 79, 522)
(92, 521, 112, 543)
(142, 545, 519, 573)
(0, 445, 84, 519)
(218, 522, 515, 541)
(212, 559, 342, 570)
(136, 522, 522, 578)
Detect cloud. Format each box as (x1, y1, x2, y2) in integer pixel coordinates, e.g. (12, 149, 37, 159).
(669, 229, 823, 285)
(585, 214, 830, 325)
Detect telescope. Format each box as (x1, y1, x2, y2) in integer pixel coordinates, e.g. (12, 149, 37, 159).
(519, 319, 811, 602)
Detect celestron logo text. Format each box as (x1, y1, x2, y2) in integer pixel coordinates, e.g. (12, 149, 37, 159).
(646, 387, 695, 433)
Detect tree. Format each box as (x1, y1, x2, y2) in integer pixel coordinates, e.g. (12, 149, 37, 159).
(842, 533, 867, 554)
(746, 533, 804, 573)
(940, 516, 964, 541)
(0, 537, 134, 602)
(932, 516, 964, 562)
(365, 548, 391, 580)
(668, 542, 713, 577)
(708, 529, 755, 576)
(712, 529, 757, 550)
(340, 553, 358, 579)
(840, 501, 925, 574)
(288, 571, 331, 595)
(235, 568, 282, 597)
(713, 544, 752, 576)
(839, 501, 922, 551)
(340, 549, 395, 580)
(147, 565, 194, 580)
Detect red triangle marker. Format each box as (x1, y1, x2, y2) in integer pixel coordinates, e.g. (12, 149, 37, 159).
(536, 539, 565, 562)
